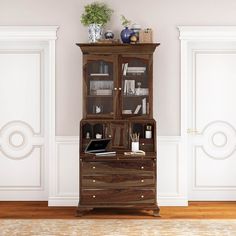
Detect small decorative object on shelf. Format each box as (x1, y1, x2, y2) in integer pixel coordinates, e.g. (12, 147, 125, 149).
(130, 133, 140, 152)
(145, 124, 152, 139)
(104, 30, 114, 40)
(130, 23, 141, 42)
(120, 15, 134, 43)
(86, 132, 90, 139)
(81, 2, 113, 43)
(95, 133, 102, 139)
(139, 28, 153, 43)
(93, 105, 103, 114)
(130, 34, 138, 44)
(135, 82, 142, 95)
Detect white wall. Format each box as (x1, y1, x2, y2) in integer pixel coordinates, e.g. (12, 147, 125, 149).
(1, 0, 236, 135)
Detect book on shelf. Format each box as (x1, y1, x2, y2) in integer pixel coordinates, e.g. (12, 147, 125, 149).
(142, 98, 147, 114)
(124, 80, 127, 94)
(95, 89, 112, 95)
(127, 67, 146, 71)
(123, 63, 128, 76)
(122, 110, 132, 114)
(90, 73, 109, 76)
(127, 67, 146, 74)
(134, 104, 142, 114)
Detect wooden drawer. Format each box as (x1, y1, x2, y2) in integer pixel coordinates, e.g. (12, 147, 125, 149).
(139, 139, 154, 152)
(80, 189, 155, 204)
(82, 161, 154, 174)
(82, 175, 155, 188)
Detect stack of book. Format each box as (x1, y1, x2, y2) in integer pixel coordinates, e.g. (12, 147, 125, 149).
(95, 89, 112, 95)
(127, 67, 146, 74)
(122, 63, 146, 75)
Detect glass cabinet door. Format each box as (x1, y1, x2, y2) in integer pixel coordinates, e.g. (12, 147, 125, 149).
(120, 56, 151, 118)
(85, 56, 115, 118)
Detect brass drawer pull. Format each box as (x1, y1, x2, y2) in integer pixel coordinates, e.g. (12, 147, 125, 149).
(141, 143, 145, 146)
(92, 166, 96, 169)
(141, 180, 144, 183)
(92, 180, 96, 183)
(93, 195, 96, 198)
(141, 166, 144, 170)
(141, 195, 144, 198)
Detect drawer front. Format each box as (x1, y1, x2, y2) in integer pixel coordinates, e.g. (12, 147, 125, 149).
(82, 161, 154, 174)
(81, 189, 155, 204)
(82, 175, 155, 188)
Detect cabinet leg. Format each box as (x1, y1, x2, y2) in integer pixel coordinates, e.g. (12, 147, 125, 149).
(153, 207, 160, 217)
(76, 207, 93, 217)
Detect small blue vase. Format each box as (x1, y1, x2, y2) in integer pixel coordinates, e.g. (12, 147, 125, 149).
(120, 27, 134, 44)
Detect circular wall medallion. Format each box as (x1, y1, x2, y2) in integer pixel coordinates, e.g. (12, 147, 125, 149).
(0, 121, 34, 159)
(212, 131, 227, 147)
(9, 131, 25, 148)
(201, 121, 236, 160)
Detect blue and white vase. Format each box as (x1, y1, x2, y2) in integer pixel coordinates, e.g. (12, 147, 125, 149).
(88, 24, 103, 43)
(120, 27, 134, 44)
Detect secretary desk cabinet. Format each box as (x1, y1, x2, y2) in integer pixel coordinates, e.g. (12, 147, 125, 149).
(76, 43, 160, 216)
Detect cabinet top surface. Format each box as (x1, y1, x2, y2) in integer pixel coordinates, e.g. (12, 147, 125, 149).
(76, 43, 160, 54)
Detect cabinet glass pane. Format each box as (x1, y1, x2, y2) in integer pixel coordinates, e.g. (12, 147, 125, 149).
(86, 60, 114, 117)
(121, 58, 149, 117)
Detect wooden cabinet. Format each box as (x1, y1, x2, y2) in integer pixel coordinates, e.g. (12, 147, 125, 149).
(76, 43, 160, 217)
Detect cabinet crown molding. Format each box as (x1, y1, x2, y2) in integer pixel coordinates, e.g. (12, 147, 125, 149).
(77, 43, 160, 54)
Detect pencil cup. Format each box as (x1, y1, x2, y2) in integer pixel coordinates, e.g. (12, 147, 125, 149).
(131, 142, 139, 152)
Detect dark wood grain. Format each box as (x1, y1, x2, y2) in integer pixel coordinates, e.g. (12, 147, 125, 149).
(81, 161, 154, 174)
(82, 175, 155, 188)
(77, 43, 160, 55)
(80, 189, 155, 204)
(77, 43, 159, 216)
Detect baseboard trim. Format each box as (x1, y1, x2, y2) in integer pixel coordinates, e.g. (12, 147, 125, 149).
(158, 197, 188, 206)
(48, 197, 79, 207)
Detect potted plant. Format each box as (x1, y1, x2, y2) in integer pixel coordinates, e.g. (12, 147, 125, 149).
(120, 15, 133, 44)
(81, 2, 113, 43)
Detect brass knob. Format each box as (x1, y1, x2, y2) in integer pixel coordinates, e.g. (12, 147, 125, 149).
(108, 135, 112, 138)
(141, 195, 144, 198)
(141, 180, 144, 183)
(92, 166, 96, 169)
(141, 143, 144, 146)
(93, 195, 96, 198)
(141, 166, 144, 170)
(92, 180, 96, 183)
(118, 87, 122, 90)
(114, 88, 117, 91)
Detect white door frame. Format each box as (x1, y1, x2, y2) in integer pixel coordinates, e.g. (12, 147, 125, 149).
(0, 26, 58, 201)
(179, 26, 236, 202)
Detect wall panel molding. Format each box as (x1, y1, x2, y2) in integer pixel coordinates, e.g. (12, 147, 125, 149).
(0, 26, 58, 200)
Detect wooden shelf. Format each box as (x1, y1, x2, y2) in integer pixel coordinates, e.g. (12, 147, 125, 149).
(122, 95, 148, 98)
(87, 95, 113, 98)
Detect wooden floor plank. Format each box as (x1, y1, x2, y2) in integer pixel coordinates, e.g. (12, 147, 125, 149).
(0, 201, 236, 219)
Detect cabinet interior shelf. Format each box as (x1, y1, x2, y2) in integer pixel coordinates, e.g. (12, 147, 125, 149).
(88, 76, 112, 80)
(123, 95, 148, 98)
(87, 95, 113, 98)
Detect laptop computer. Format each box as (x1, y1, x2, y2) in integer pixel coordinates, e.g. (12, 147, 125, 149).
(84, 138, 116, 156)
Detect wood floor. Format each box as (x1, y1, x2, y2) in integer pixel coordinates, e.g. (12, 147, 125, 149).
(0, 201, 236, 219)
